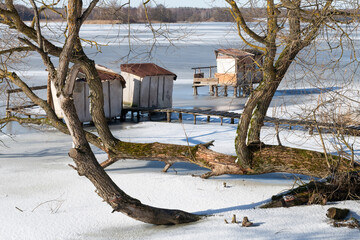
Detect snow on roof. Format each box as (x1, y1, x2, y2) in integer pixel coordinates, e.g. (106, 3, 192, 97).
(215, 48, 263, 59)
(120, 63, 177, 80)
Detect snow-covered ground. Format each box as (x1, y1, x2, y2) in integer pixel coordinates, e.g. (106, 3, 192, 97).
(1, 22, 360, 239)
(1, 116, 360, 239)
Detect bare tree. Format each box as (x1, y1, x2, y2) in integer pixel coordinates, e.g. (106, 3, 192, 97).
(0, 0, 200, 225)
(1, 0, 360, 225)
(225, 0, 360, 167)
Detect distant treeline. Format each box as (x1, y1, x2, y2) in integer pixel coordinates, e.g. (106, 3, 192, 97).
(12, 4, 264, 23)
(10, 4, 358, 23)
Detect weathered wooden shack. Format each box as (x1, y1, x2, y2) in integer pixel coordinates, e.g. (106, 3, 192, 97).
(51, 64, 126, 122)
(192, 48, 263, 97)
(214, 48, 263, 86)
(121, 63, 177, 108)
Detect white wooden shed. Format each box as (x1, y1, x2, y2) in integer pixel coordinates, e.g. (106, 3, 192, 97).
(214, 48, 263, 86)
(120, 63, 177, 108)
(51, 64, 126, 122)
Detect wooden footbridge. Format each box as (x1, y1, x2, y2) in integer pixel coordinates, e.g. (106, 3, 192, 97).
(5, 84, 360, 136)
(5, 85, 48, 118)
(123, 107, 360, 136)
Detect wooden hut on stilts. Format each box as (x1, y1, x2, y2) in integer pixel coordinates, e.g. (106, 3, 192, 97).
(50, 64, 126, 123)
(120, 63, 177, 108)
(192, 48, 263, 97)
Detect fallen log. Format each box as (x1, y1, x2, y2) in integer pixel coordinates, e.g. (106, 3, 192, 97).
(4, 117, 359, 179)
(260, 171, 360, 208)
(104, 142, 359, 179)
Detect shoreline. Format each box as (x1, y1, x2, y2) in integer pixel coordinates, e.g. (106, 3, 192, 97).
(35, 19, 264, 24)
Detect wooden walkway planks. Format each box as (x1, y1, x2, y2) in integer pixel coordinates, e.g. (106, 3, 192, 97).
(123, 107, 360, 136)
(6, 85, 48, 118)
(6, 103, 360, 136)
(6, 105, 46, 118)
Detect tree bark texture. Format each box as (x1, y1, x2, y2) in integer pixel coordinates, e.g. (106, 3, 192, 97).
(260, 171, 360, 208)
(230, 0, 330, 168)
(1, 0, 202, 225)
(1, 0, 118, 152)
(77, 60, 118, 150)
(103, 141, 359, 179)
(60, 95, 201, 225)
(2, 0, 359, 225)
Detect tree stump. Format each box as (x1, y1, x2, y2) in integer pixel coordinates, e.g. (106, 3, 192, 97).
(327, 207, 349, 220)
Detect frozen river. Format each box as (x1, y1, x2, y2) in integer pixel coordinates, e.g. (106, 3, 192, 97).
(1, 22, 360, 129)
(1, 22, 360, 240)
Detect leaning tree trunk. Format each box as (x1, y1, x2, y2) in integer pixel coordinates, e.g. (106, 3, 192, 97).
(59, 94, 201, 225)
(235, 81, 277, 167)
(235, 52, 277, 168)
(38, 0, 200, 225)
(77, 56, 119, 151)
(236, 42, 303, 167)
(246, 75, 284, 144)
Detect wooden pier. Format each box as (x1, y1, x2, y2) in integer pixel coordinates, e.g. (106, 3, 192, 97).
(123, 107, 360, 136)
(6, 87, 360, 137)
(191, 66, 253, 97)
(5, 85, 48, 118)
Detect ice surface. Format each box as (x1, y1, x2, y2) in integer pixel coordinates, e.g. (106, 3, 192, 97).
(1, 120, 360, 240)
(1, 22, 360, 239)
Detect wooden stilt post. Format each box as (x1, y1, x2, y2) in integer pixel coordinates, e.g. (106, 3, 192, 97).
(230, 118, 234, 124)
(193, 114, 196, 125)
(120, 110, 124, 120)
(123, 110, 128, 120)
(220, 117, 223, 126)
(179, 113, 182, 123)
(167, 111, 171, 122)
(131, 111, 134, 120)
(224, 86, 228, 96)
(233, 86, 237, 97)
(137, 111, 140, 122)
(207, 116, 210, 122)
(215, 86, 218, 97)
(209, 85, 214, 95)
(193, 87, 198, 96)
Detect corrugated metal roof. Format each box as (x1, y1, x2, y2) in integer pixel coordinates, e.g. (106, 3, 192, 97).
(120, 63, 177, 80)
(215, 48, 263, 59)
(78, 64, 126, 87)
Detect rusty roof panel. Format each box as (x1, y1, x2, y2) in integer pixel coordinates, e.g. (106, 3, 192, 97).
(120, 63, 177, 80)
(78, 65, 126, 87)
